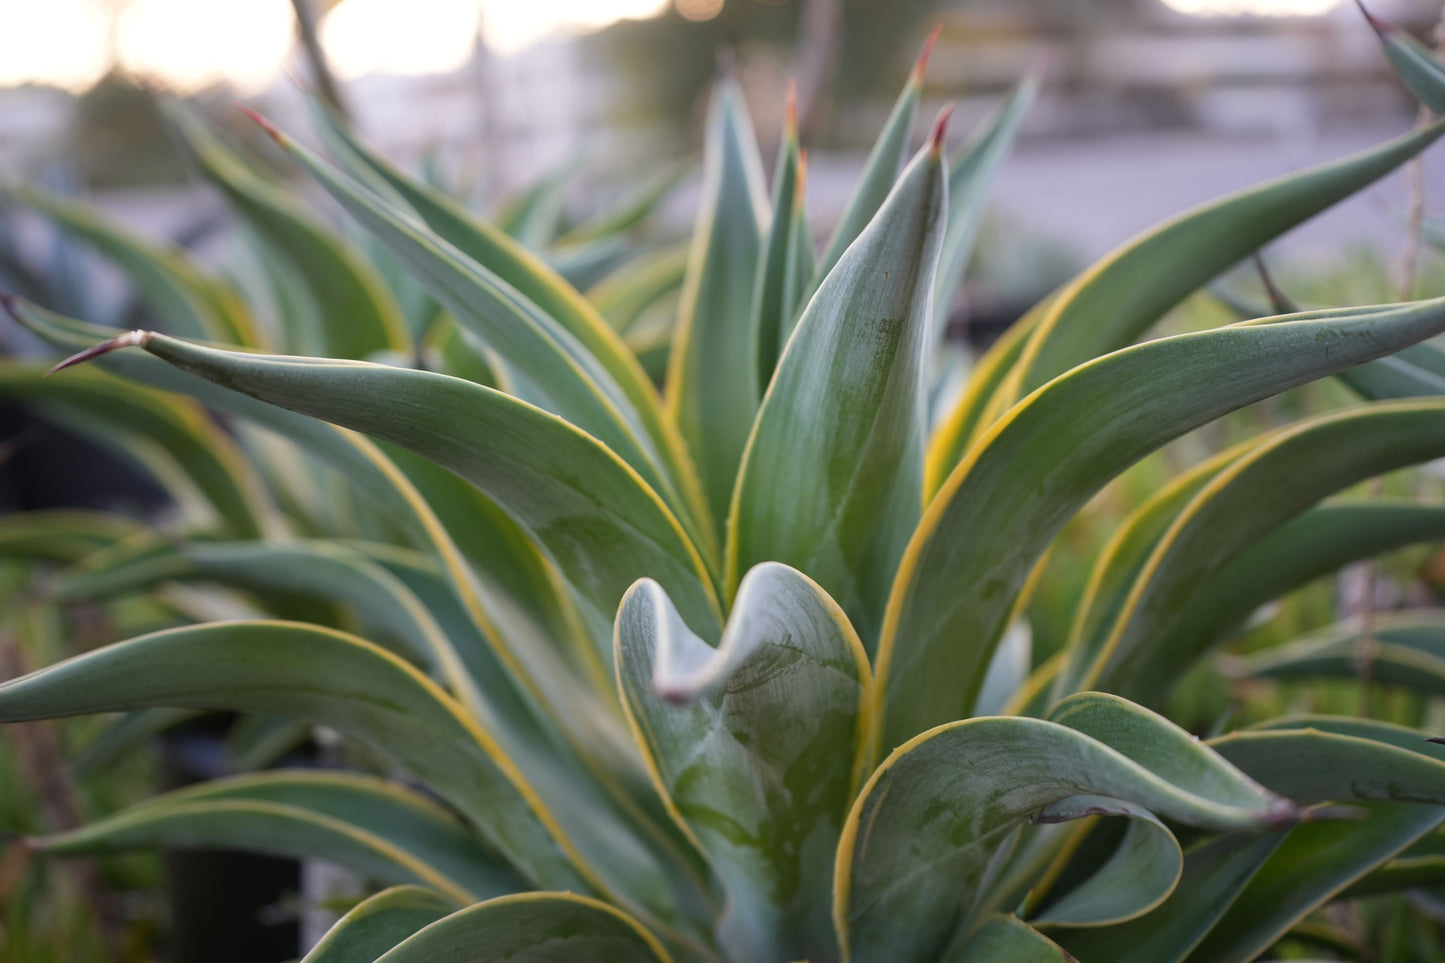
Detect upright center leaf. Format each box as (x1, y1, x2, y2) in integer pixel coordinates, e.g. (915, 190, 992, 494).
(727, 120, 948, 649)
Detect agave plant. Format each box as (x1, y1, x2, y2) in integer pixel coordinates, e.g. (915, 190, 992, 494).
(10, 18, 1445, 962)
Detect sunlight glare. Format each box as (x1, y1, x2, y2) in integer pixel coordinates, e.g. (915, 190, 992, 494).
(117, 0, 295, 91)
(477, 0, 672, 55)
(0, 0, 674, 92)
(1163, 0, 1340, 15)
(0, 0, 110, 90)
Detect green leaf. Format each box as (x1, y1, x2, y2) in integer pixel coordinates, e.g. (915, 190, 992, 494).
(835, 713, 1293, 962)
(1025, 799, 1180, 928)
(1055, 832, 1285, 963)
(0, 621, 595, 894)
(945, 914, 1070, 963)
(1080, 400, 1445, 700)
(1339, 335, 1445, 400)
(729, 135, 946, 648)
(557, 165, 687, 247)
(51, 537, 474, 700)
(923, 298, 1044, 499)
(1047, 693, 1280, 811)
(371, 893, 671, 963)
(931, 67, 1041, 342)
(494, 155, 579, 247)
(1236, 610, 1445, 695)
(39, 771, 522, 903)
(1363, 4, 1445, 113)
(0, 509, 144, 563)
(0, 361, 277, 540)
(355, 539, 719, 940)
(257, 123, 709, 553)
(81, 330, 722, 638)
(666, 78, 769, 532)
(1199, 722, 1445, 963)
(751, 98, 803, 389)
(302, 886, 455, 963)
(1130, 500, 1445, 706)
(1182, 803, 1445, 963)
(588, 244, 690, 336)
(877, 297, 1445, 749)
(162, 103, 409, 359)
(1007, 121, 1445, 400)
(1054, 441, 1255, 698)
(301, 102, 702, 540)
(811, 35, 929, 287)
(7, 184, 258, 345)
(616, 562, 871, 963)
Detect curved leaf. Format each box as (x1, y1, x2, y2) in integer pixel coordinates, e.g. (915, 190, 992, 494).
(39, 771, 521, 903)
(302, 102, 702, 537)
(729, 134, 946, 648)
(616, 562, 870, 963)
(1008, 120, 1445, 398)
(1082, 400, 1445, 699)
(7, 184, 257, 344)
(835, 714, 1293, 962)
(1026, 798, 1180, 928)
(877, 297, 1445, 749)
(1054, 441, 1255, 698)
(302, 886, 455, 963)
(69, 330, 721, 637)
(1235, 610, 1445, 695)
(945, 914, 1070, 963)
(0, 361, 277, 540)
(0, 509, 144, 564)
(1127, 500, 1445, 705)
(163, 103, 408, 359)
(0, 621, 599, 894)
(255, 120, 708, 552)
(372, 892, 671, 963)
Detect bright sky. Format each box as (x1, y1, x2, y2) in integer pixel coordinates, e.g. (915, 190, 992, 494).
(0, 0, 1348, 93)
(0, 0, 671, 92)
(1162, 0, 1340, 14)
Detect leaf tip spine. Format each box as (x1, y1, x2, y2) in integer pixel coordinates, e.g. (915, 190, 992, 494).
(237, 104, 286, 146)
(45, 331, 151, 377)
(914, 23, 943, 83)
(1353, 0, 1392, 35)
(929, 103, 954, 154)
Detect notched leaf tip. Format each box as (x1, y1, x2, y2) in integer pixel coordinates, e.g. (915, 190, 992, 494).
(914, 23, 943, 81)
(45, 331, 150, 377)
(237, 104, 286, 145)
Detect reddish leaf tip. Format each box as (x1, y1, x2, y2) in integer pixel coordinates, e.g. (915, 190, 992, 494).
(45, 331, 150, 377)
(1354, 0, 1393, 34)
(914, 23, 943, 81)
(237, 104, 285, 144)
(929, 103, 954, 154)
(785, 78, 798, 136)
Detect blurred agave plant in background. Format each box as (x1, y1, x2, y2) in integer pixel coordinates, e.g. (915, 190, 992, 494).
(10, 11, 1445, 962)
